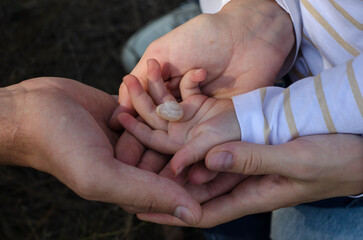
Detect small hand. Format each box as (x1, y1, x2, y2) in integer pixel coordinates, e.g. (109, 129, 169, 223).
(117, 59, 241, 176)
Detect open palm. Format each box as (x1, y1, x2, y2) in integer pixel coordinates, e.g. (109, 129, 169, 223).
(8, 77, 201, 224)
(118, 60, 240, 176)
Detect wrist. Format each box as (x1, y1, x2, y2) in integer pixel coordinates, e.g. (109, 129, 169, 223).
(230, 103, 242, 141)
(219, 0, 295, 80)
(221, 99, 242, 141)
(0, 84, 29, 166)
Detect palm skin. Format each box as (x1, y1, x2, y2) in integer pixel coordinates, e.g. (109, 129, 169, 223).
(118, 60, 241, 176)
(111, 0, 294, 187)
(1, 77, 201, 225)
(115, 0, 294, 118)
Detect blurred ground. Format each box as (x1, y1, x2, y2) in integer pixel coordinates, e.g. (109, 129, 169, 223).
(0, 0, 206, 239)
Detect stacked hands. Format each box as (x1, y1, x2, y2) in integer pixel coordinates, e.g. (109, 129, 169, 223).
(114, 59, 363, 227)
(2, 0, 362, 229)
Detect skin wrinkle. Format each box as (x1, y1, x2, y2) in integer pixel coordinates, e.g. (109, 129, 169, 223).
(216, 4, 291, 95)
(184, 97, 213, 128)
(247, 148, 262, 175)
(241, 1, 291, 58)
(187, 98, 229, 142)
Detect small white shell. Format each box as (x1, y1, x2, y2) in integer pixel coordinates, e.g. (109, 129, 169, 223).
(156, 101, 184, 121)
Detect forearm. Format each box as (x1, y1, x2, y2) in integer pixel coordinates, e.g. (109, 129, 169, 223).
(0, 84, 28, 166)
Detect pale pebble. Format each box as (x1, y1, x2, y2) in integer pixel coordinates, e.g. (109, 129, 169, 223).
(156, 101, 184, 121)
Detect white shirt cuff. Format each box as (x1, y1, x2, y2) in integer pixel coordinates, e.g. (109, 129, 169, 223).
(274, 0, 302, 79)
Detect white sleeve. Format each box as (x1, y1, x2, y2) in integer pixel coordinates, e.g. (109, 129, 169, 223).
(199, 0, 231, 14)
(232, 54, 363, 145)
(274, 0, 302, 79)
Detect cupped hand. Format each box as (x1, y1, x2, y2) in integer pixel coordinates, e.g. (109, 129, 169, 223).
(111, 0, 294, 126)
(3, 77, 201, 225)
(138, 134, 363, 227)
(118, 60, 240, 177)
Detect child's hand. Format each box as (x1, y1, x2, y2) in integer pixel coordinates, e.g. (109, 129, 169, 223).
(118, 59, 241, 176)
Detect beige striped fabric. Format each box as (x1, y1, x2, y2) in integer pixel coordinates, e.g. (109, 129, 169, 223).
(232, 0, 362, 145)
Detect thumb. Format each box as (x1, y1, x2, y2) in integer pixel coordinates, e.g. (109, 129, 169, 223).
(110, 81, 139, 130)
(179, 68, 207, 99)
(94, 160, 202, 226)
(205, 141, 295, 176)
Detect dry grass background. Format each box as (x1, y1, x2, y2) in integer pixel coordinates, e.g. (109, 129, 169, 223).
(0, 0, 205, 239)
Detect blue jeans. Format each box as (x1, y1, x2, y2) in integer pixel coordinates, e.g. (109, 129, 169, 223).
(203, 212, 271, 240)
(203, 197, 363, 240)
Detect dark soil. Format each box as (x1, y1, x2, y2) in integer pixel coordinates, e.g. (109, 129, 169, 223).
(0, 0, 205, 239)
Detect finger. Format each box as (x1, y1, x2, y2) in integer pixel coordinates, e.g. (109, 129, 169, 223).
(138, 149, 170, 173)
(109, 102, 137, 131)
(118, 82, 135, 114)
(138, 174, 297, 228)
(187, 162, 219, 185)
(95, 160, 202, 225)
(206, 141, 297, 177)
(180, 68, 207, 100)
(194, 175, 299, 227)
(136, 173, 247, 226)
(147, 59, 177, 105)
(159, 163, 190, 186)
(186, 173, 247, 203)
(123, 74, 168, 130)
(115, 130, 145, 166)
(117, 112, 180, 154)
(170, 132, 216, 176)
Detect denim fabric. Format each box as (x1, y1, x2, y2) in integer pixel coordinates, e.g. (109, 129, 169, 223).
(203, 213, 271, 240)
(271, 205, 363, 240)
(203, 198, 363, 240)
(304, 196, 363, 208)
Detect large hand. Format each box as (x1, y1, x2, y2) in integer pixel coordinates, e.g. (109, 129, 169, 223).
(110, 0, 294, 191)
(110, 0, 294, 186)
(137, 134, 363, 227)
(0, 77, 201, 225)
(111, 0, 294, 122)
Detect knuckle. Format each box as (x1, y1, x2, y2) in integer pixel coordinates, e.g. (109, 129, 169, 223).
(236, 148, 264, 175)
(141, 196, 158, 212)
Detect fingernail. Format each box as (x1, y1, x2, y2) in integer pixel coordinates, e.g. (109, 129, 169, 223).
(173, 206, 196, 225)
(174, 165, 184, 177)
(208, 152, 233, 170)
(111, 105, 121, 119)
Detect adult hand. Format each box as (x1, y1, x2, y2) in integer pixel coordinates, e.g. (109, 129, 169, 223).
(111, 0, 294, 125)
(137, 134, 363, 227)
(111, 0, 295, 187)
(111, 0, 295, 189)
(0, 77, 201, 225)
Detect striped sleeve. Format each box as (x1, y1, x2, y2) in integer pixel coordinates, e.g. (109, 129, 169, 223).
(232, 54, 363, 145)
